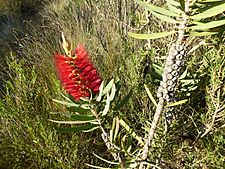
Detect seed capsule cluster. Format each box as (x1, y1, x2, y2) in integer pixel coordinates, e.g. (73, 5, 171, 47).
(157, 43, 187, 103)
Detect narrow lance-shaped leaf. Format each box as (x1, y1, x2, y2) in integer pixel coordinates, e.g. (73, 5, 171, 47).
(121, 136, 133, 157)
(166, 1, 182, 14)
(56, 124, 97, 133)
(189, 19, 225, 30)
(103, 79, 114, 95)
(190, 31, 218, 37)
(96, 81, 104, 102)
(191, 2, 225, 19)
(144, 84, 157, 106)
(166, 99, 188, 107)
(69, 114, 96, 121)
(67, 107, 90, 113)
(151, 10, 179, 23)
(50, 112, 95, 121)
(52, 99, 90, 109)
(135, 0, 178, 17)
(197, 0, 224, 2)
(61, 32, 71, 56)
(121, 136, 129, 156)
(86, 163, 113, 169)
(166, 0, 181, 7)
(119, 119, 144, 145)
(114, 90, 133, 111)
(113, 116, 120, 141)
(93, 153, 119, 165)
(102, 92, 110, 116)
(111, 117, 116, 134)
(82, 126, 99, 132)
(109, 83, 116, 101)
(128, 31, 176, 40)
(179, 0, 185, 11)
(49, 119, 97, 125)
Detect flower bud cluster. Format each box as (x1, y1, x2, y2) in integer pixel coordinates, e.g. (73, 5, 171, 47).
(157, 43, 187, 103)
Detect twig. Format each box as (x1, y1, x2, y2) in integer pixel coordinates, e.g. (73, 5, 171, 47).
(91, 109, 126, 168)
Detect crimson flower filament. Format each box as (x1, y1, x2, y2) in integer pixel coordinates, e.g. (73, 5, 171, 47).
(54, 45, 102, 101)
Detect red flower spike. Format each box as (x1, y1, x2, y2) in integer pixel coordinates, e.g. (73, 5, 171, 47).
(54, 45, 102, 101)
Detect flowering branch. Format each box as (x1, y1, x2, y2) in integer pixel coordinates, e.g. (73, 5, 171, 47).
(139, 1, 191, 168)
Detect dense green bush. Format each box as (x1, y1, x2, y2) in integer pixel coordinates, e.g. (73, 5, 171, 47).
(0, 0, 224, 168)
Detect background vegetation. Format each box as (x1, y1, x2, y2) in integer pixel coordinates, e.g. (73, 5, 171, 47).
(0, 0, 224, 168)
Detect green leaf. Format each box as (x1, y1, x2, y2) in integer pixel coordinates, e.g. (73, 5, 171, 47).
(179, 69, 187, 79)
(50, 112, 95, 121)
(191, 2, 225, 19)
(56, 124, 97, 133)
(114, 116, 120, 141)
(109, 84, 116, 101)
(166, 1, 182, 14)
(82, 126, 99, 132)
(50, 112, 73, 117)
(119, 119, 144, 145)
(66, 106, 91, 113)
(93, 153, 119, 165)
(135, 0, 178, 17)
(97, 81, 104, 102)
(111, 117, 116, 134)
(150, 63, 163, 80)
(52, 99, 79, 107)
(166, 0, 180, 7)
(70, 114, 96, 121)
(151, 10, 179, 23)
(144, 84, 157, 106)
(166, 99, 188, 107)
(197, 0, 224, 2)
(153, 63, 163, 75)
(103, 79, 114, 95)
(179, 0, 185, 11)
(121, 136, 133, 157)
(114, 90, 133, 111)
(102, 92, 110, 116)
(60, 93, 72, 102)
(128, 31, 176, 40)
(86, 164, 113, 169)
(52, 99, 90, 109)
(189, 19, 225, 30)
(190, 31, 218, 37)
(49, 119, 97, 124)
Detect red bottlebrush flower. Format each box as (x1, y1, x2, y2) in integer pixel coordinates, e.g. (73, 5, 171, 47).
(54, 44, 102, 101)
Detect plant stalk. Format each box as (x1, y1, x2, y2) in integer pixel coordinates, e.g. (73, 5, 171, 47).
(139, 1, 190, 168)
